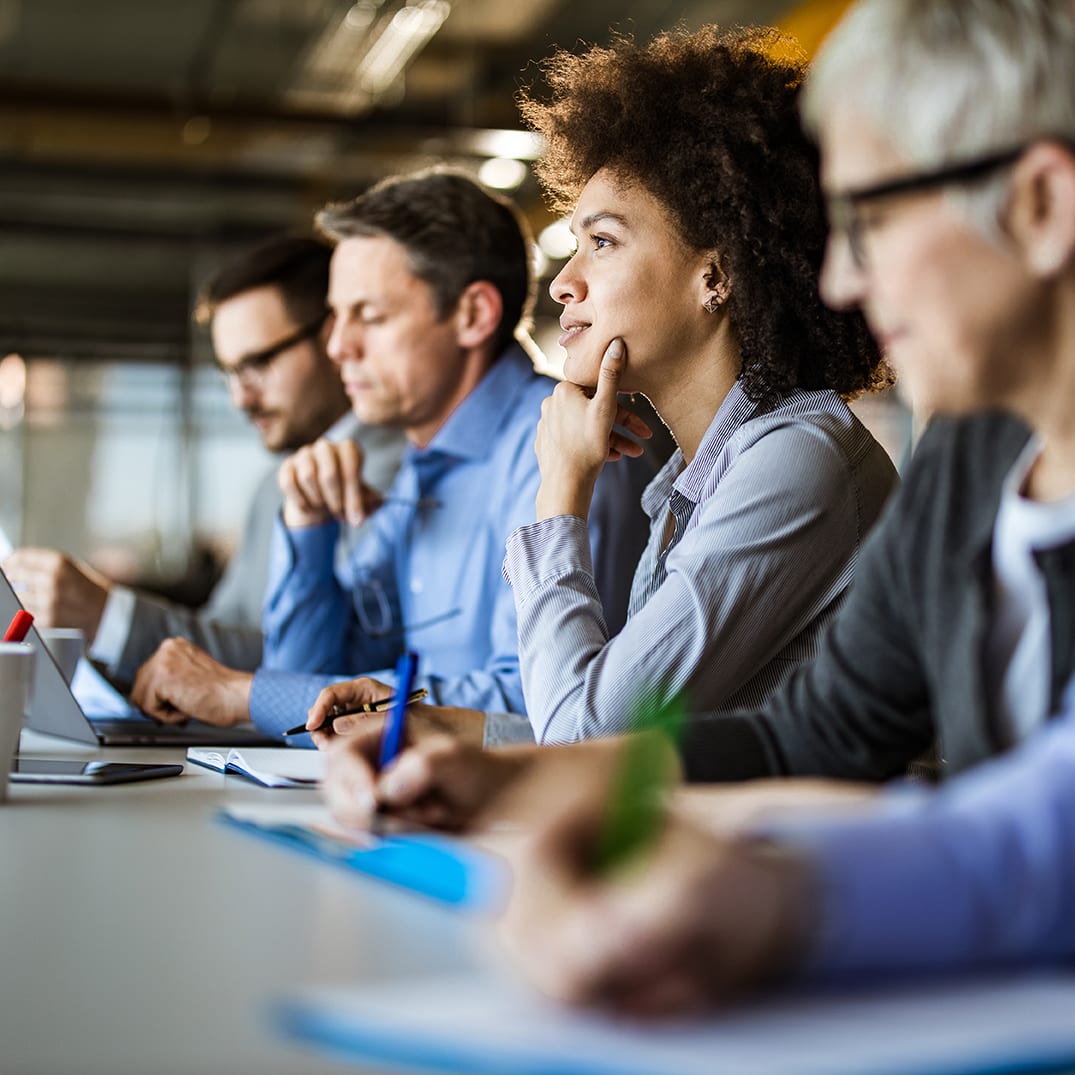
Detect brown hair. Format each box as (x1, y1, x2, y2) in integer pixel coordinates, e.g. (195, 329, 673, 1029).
(194, 235, 330, 327)
(519, 26, 892, 406)
(317, 168, 535, 356)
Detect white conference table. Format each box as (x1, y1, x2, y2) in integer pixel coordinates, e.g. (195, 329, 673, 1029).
(1, 729, 490, 1075)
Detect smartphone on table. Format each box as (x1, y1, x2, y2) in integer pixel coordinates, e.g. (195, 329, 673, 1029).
(10, 758, 184, 785)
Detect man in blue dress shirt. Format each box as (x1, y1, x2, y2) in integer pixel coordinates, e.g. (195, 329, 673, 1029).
(129, 169, 653, 737)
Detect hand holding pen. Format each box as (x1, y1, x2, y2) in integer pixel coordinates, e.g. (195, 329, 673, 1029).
(285, 681, 427, 737)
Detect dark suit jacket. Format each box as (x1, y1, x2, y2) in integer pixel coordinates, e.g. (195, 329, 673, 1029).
(680, 411, 1075, 783)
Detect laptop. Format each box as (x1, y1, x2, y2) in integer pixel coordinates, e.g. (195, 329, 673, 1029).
(0, 566, 278, 747)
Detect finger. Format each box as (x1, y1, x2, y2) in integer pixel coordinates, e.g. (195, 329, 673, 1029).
(290, 446, 329, 514)
(607, 431, 645, 460)
(614, 405, 654, 440)
(377, 748, 440, 809)
(382, 736, 494, 806)
(591, 339, 627, 423)
(307, 684, 343, 731)
(334, 441, 368, 527)
(323, 762, 377, 827)
(306, 677, 388, 730)
(322, 739, 380, 824)
(278, 455, 316, 516)
(312, 439, 346, 518)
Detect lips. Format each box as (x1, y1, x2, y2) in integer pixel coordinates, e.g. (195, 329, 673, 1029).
(342, 379, 374, 397)
(557, 320, 590, 349)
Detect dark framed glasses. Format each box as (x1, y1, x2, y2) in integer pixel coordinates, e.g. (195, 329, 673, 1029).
(216, 311, 329, 388)
(826, 144, 1028, 269)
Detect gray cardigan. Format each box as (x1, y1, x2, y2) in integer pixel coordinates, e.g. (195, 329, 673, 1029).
(681, 411, 1075, 783)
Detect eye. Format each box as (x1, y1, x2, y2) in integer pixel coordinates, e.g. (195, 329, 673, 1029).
(591, 234, 614, 251)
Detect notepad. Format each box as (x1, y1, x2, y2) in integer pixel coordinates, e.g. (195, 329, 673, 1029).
(276, 972, 1075, 1075)
(187, 746, 326, 788)
(219, 801, 507, 911)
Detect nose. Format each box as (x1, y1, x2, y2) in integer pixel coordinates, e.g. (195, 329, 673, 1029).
(228, 376, 259, 410)
(326, 313, 352, 366)
(549, 253, 584, 307)
(818, 232, 867, 312)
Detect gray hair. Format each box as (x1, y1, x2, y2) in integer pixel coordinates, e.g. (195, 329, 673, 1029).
(802, 0, 1075, 236)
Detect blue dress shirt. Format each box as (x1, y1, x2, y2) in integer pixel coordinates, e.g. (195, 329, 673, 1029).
(786, 677, 1075, 981)
(251, 345, 653, 739)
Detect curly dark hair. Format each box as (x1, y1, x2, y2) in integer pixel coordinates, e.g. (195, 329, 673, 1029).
(518, 26, 892, 407)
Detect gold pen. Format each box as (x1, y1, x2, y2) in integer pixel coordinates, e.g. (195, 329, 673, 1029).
(282, 688, 428, 736)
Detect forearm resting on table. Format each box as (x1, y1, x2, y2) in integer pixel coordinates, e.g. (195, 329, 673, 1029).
(672, 779, 881, 837)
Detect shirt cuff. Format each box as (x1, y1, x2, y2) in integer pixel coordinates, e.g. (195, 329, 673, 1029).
(89, 585, 136, 667)
(503, 515, 594, 595)
(249, 668, 333, 744)
(482, 710, 536, 747)
(279, 518, 341, 584)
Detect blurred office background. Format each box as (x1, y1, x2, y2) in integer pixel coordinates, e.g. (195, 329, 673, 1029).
(0, 0, 905, 602)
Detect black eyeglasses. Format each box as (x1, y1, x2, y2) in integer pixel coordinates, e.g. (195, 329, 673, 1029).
(826, 144, 1028, 269)
(216, 311, 329, 388)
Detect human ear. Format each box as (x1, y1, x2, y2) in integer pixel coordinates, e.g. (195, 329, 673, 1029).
(454, 280, 504, 348)
(702, 254, 732, 312)
(1006, 142, 1075, 278)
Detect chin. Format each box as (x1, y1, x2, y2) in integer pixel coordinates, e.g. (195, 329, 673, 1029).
(562, 349, 602, 388)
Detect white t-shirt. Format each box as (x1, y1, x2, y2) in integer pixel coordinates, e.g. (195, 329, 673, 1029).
(987, 439, 1075, 741)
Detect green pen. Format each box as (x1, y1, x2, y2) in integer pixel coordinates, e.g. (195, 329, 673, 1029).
(592, 690, 686, 873)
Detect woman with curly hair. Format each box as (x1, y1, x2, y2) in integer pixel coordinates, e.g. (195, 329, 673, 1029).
(487, 24, 897, 745)
(309, 25, 898, 777)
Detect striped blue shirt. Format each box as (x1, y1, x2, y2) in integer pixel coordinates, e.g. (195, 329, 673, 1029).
(492, 382, 898, 745)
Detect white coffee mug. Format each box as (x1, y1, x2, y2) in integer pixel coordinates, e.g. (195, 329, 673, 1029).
(38, 627, 85, 685)
(0, 642, 34, 802)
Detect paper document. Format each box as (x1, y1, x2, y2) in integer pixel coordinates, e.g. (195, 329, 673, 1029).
(188, 747, 326, 787)
(276, 972, 1075, 1075)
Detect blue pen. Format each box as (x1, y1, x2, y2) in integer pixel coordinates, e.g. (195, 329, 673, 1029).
(379, 651, 418, 769)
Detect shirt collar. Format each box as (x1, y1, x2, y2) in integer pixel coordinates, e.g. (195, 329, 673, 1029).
(412, 343, 538, 463)
(674, 381, 759, 504)
(638, 383, 760, 520)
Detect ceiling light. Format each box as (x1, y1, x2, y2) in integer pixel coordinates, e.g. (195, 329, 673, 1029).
(478, 157, 527, 190)
(357, 0, 451, 96)
(538, 219, 575, 261)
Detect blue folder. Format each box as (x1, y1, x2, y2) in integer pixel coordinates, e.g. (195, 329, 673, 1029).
(218, 810, 507, 913)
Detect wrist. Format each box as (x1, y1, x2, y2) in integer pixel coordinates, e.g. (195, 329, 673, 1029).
(282, 501, 332, 529)
(535, 474, 597, 522)
(414, 705, 486, 747)
(225, 671, 255, 726)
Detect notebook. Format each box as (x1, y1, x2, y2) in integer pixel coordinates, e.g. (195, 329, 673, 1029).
(0, 566, 277, 748)
(187, 746, 325, 787)
(220, 801, 508, 911)
(275, 971, 1075, 1075)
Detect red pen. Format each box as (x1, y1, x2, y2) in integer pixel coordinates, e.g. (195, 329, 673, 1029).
(3, 610, 33, 643)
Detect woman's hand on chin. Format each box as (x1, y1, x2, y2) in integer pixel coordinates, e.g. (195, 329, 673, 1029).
(535, 338, 652, 521)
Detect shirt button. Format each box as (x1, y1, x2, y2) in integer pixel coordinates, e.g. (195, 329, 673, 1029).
(410, 578, 424, 594)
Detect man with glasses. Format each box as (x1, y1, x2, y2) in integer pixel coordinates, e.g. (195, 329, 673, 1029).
(3, 236, 404, 681)
(128, 169, 654, 738)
